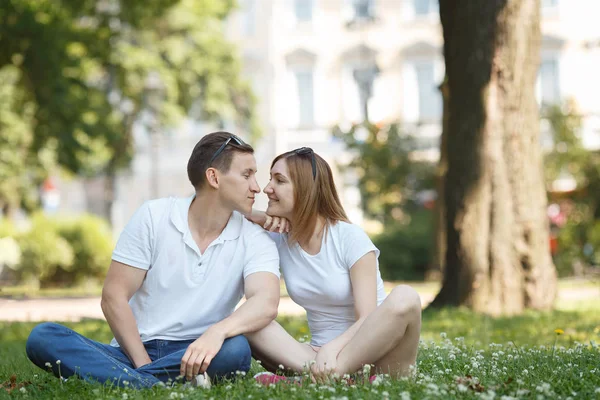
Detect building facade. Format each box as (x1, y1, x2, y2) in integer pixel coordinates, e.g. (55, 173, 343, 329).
(57, 0, 600, 234)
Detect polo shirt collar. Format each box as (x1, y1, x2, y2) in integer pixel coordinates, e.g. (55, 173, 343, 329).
(170, 194, 242, 241)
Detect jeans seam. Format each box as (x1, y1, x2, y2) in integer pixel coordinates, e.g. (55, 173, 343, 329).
(73, 334, 154, 387)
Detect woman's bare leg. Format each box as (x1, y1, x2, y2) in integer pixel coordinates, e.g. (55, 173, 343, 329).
(245, 320, 317, 374)
(336, 285, 422, 377)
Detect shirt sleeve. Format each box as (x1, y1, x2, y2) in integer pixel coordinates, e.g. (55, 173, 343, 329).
(243, 230, 281, 279)
(112, 201, 154, 270)
(341, 223, 380, 270)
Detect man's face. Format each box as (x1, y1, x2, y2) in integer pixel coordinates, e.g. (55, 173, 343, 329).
(217, 152, 260, 215)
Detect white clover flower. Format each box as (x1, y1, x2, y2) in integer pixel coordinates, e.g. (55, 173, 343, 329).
(20, 387, 27, 393)
(122, 394, 128, 400)
(440, 332, 447, 339)
(400, 391, 411, 400)
(278, 364, 285, 370)
(56, 360, 61, 365)
(123, 368, 128, 373)
(457, 384, 468, 393)
(45, 362, 52, 368)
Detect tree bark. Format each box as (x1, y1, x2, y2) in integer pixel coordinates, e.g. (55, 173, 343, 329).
(429, 0, 557, 315)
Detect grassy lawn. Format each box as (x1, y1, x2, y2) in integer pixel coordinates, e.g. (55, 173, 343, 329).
(2, 303, 600, 399)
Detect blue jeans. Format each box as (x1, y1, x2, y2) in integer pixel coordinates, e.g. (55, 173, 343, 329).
(25, 322, 251, 388)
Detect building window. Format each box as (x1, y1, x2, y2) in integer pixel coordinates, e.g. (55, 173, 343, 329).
(539, 59, 560, 106)
(414, 0, 438, 16)
(295, 0, 313, 22)
(351, 0, 374, 20)
(295, 71, 315, 126)
(243, 0, 255, 35)
(415, 62, 442, 121)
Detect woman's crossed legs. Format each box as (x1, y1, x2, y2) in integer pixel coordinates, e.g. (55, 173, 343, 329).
(246, 285, 421, 379)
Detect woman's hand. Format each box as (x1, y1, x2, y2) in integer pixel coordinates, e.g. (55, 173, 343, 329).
(310, 344, 340, 383)
(263, 214, 291, 233)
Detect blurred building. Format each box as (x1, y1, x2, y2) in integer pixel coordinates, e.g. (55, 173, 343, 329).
(58, 0, 600, 234)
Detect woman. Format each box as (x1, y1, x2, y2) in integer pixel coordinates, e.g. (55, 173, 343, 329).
(246, 147, 422, 383)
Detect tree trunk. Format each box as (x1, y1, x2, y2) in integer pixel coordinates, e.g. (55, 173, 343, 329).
(431, 77, 450, 280)
(429, 0, 557, 315)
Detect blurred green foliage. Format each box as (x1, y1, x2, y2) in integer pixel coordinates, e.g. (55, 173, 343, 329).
(333, 122, 435, 227)
(333, 122, 436, 280)
(0, 0, 257, 215)
(0, 213, 113, 287)
(374, 210, 433, 281)
(544, 102, 600, 276)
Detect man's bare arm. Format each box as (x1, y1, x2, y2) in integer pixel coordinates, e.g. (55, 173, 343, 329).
(101, 260, 150, 368)
(180, 272, 280, 379)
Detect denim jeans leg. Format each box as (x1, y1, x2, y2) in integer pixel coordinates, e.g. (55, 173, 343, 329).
(25, 322, 160, 388)
(138, 335, 251, 383)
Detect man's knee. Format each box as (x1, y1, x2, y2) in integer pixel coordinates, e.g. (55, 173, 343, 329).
(220, 335, 251, 372)
(26, 322, 63, 364)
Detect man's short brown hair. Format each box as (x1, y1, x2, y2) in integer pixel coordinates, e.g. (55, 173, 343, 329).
(187, 131, 254, 190)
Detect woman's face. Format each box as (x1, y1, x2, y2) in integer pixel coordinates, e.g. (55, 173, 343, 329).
(263, 159, 295, 221)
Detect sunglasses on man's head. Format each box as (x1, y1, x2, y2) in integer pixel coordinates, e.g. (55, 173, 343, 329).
(292, 147, 316, 180)
(208, 135, 245, 166)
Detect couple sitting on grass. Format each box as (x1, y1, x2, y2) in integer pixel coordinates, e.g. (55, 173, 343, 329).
(25, 131, 421, 388)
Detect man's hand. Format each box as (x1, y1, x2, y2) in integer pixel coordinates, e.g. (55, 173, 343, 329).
(180, 328, 226, 381)
(310, 344, 340, 383)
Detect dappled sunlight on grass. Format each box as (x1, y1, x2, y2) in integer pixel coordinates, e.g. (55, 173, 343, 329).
(1, 304, 599, 399)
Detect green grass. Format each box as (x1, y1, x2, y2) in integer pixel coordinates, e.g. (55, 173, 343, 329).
(2, 305, 600, 399)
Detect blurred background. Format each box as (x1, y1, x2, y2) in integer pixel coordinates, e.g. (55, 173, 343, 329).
(0, 0, 599, 309)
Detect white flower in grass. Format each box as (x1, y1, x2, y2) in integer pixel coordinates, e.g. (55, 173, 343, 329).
(371, 375, 383, 386)
(225, 385, 232, 390)
(278, 364, 285, 370)
(20, 387, 27, 393)
(56, 360, 61, 365)
(595, 388, 600, 393)
(45, 362, 52, 368)
(400, 391, 411, 400)
(440, 332, 447, 339)
(457, 384, 468, 393)
(363, 364, 371, 375)
(122, 394, 128, 400)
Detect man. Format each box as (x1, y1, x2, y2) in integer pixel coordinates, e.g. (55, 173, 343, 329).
(26, 132, 281, 388)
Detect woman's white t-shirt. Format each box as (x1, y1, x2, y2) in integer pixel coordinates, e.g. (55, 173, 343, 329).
(271, 221, 386, 347)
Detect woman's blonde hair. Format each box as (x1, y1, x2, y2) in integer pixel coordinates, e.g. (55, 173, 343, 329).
(271, 148, 349, 245)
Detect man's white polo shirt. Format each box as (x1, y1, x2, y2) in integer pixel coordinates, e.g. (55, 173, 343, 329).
(110, 195, 280, 345)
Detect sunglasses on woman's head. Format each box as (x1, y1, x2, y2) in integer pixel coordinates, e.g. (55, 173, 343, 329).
(209, 135, 245, 166)
(293, 147, 316, 180)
